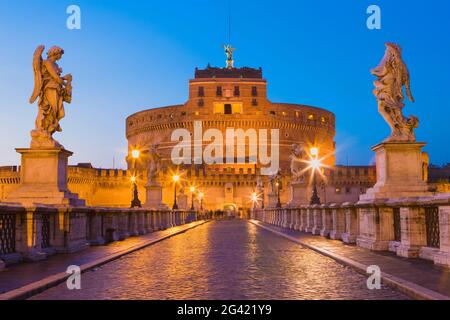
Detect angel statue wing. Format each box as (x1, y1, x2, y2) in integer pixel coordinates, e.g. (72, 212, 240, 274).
(29, 45, 45, 104)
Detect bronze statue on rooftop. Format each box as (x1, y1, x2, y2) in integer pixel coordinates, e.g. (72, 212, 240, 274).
(224, 44, 236, 69)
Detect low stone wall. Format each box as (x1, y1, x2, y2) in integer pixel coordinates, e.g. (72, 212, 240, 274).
(252, 194, 450, 268)
(0, 205, 197, 268)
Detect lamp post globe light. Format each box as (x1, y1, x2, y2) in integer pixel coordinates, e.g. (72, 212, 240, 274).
(130, 148, 142, 208)
(172, 174, 180, 210)
(309, 147, 322, 205)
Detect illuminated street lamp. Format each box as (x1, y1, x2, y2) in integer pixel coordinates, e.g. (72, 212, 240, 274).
(189, 186, 196, 210)
(309, 147, 321, 205)
(130, 148, 141, 208)
(172, 174, 180, 210)
(198, 192, 204, 211)
(251, 192, 258, 209)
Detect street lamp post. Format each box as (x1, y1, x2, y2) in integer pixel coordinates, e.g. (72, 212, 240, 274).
(261, 188, 265, 209)
(276, 180, 282, 208)
(309, 147, 321, 205)
(172, 175, 179, 210)
(130, 149, 141, 208)
(190, 186, 195, 210)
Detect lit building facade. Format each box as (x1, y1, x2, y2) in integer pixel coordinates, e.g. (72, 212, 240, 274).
(126, 65, 337, 212)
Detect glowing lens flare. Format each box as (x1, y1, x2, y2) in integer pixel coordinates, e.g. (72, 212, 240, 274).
(131, 149, 140, 159)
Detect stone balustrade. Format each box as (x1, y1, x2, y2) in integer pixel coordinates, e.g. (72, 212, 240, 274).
(0, 205, 197, 268)
(252, 194, 450, 268)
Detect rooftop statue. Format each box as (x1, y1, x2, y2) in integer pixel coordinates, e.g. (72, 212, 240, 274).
(29, 45, 73, 148)
(223, 44, 236, 69)
(371, 43, 418, 142)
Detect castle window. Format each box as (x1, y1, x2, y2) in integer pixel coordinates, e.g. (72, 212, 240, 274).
(224, 104, 232, 115)
(216, 86, 222, 97)
(345, 187, 351, 194)
(252, 99, 258, 106)
(335, 187, 341, 194)
(270, 111, 276, 115)
(198, 99, 204, 107)
(251, 86, 258, 97)
(198, 86, 205, 97)
(308, 114, 315, 120)
(181, 111, 186, 116)
(282, 111, 287, 116)
(234, 86, 240, 97)
(321, 116, 326, 123)
(214, 102, 242, 114)
(295, 111, 300, 118)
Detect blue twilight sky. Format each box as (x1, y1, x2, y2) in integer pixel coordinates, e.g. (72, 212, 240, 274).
(0, 0, 449, 169)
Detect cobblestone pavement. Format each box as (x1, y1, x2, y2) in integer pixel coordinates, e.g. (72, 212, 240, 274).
(31, 220, 408, 300)
(0, 221, 206, 295)
(251, 220, 450, 299)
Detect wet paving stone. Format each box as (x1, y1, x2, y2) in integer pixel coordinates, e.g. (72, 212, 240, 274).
(31, 220, 408, 300)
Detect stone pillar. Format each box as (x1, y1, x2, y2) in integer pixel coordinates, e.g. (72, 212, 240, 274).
(5, 148, 85, 206)
(103, 210, 120, 242)
(17, 207, 47, 261)
(282, 209, 290, 228)
(292, 209, 299, 230)
(434, 206, 450, 267)
(136, 210, 146, 235)
(52, 207, 89, 253)
(299, 207, 307, 231)
(330, 204, 346, 240)
(87, 208, 106, 245)
(396, 206, 427, 258)
(305, 207, 314, 233)
(267, 192, 278, 208)
(357, 205, 394, 251)
(311, 205, 323, 235)
(118, 210, 130, 240)
(320, 205, 332, 237)
(278, 210, 284, 227)
(143, 210, 153, 233)
(128, 210, 139, 235)
(342, 204, 358, 244)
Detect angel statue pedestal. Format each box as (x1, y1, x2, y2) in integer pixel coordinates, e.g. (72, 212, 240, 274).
(144, 182, 168, 210)
(289, 182, 309, 207)
(267, 192, 278, 208)
(359, 142, 431, 202)
(6, 148, 85, 206)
